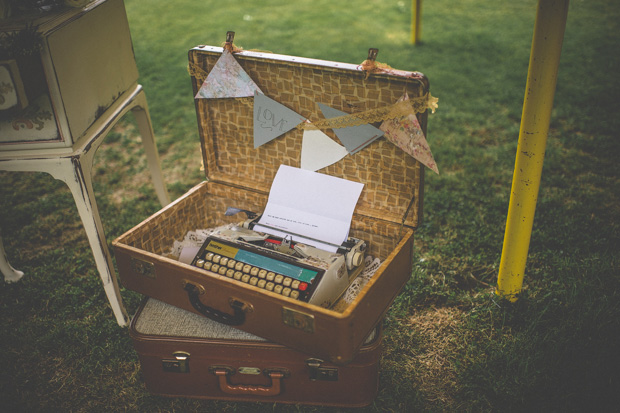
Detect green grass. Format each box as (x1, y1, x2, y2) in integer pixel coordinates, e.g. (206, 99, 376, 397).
(2, 0, 619, 411)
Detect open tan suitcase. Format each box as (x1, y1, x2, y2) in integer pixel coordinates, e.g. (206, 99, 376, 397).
(130, 297, 382, 407)
(114, 43, 429, 364)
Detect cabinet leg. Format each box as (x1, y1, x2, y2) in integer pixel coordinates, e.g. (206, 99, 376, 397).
(0, 229, 24, 283)
(132, 89, 170, 207)
(54, 156, 130, 326)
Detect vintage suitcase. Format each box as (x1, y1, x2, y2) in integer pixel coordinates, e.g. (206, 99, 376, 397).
(114, 44, 430, 364)
(130, 298, 381, 407)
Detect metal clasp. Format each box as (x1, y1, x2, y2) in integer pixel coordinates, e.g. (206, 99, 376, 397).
(162, 351, 191, 373)
(306, 358, 338, 381)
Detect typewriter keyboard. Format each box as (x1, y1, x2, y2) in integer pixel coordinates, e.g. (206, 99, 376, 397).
(195, 252, 310, 300)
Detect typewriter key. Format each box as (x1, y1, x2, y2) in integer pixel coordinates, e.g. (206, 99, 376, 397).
(242, 264, 252, 273)
(241, 274, 251, 283)
(291, 290, 300, 299)
(266, 272, 276, 281)
(220, 257, 229, 266)
(291, 280, 300, 290)
(235, 262, 244, 271)
(211, 264, 220, 273)
(234, 271, 243, 280)
(218, 266, 227, 275)
(227, 259, 236, 268)
(250, 267, 259, 276)
(196, 259, 205, 268)
(205, 252, 214, 261)
(266, 282, 275, 291)
(249, 277, 258, 286)
(226, 269, 235, 277)
(212, 255, 221, 264)
(282, 287, 292, 297)
(274, 274, 284, 284)
(258, 269, 267, 278)
(282, 277, 292, 287)
(274, 285, 283, 294)
(257, 279, 267, 288)
(203, 262, 212, 271)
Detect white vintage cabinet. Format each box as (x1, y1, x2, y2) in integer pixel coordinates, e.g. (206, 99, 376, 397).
(0, 0, 169, 327)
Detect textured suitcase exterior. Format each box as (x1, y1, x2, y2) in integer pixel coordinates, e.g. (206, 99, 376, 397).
(130, 298, 381, 407)
(114, 45, 431, 364)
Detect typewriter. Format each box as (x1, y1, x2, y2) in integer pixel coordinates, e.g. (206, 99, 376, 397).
(191, 218, 367, 308)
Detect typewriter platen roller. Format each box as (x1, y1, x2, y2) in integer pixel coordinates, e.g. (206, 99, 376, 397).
(191, 224, 366, 308)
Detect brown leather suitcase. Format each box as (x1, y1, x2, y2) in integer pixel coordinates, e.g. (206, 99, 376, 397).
(130, 298, 382, 407)
(114, 43, 432, 364)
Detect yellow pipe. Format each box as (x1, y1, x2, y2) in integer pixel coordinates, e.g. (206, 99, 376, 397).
(496, 0, 569, 301)
(411, 0, 422, 45)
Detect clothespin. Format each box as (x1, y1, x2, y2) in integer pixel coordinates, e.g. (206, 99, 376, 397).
(223, 31, 236, 52)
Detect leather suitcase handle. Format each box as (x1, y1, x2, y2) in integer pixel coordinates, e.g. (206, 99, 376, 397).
(214, 369, 284, 396)
(183, 281, 249, 326)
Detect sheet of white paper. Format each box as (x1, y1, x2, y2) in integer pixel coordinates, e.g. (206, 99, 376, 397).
(254, 165, 364, 252)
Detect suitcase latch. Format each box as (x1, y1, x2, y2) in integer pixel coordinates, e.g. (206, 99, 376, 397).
(282, 306, 314, 333)
(131, 257, 156, 279)
(162, 351, 190, 373)
(306, 358, 339, 381)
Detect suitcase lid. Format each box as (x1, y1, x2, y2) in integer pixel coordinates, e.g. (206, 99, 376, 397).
(188, 41, 431, 228)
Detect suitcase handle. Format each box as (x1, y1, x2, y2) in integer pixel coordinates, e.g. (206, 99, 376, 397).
(214, 369, 284, 396)
(183, 281, 249, 326)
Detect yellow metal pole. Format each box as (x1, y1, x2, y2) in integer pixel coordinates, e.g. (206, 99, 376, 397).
(411, 0, 422, 45)
(496, 0, 569, 301)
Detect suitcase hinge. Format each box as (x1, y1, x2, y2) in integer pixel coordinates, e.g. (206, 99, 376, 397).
(162, 351, 190, 373)
(306, 358, 339, 381)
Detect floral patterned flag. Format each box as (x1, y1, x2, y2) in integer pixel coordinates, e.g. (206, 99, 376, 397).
(195, 49, 262, 99)
(380, 93, 439, 174)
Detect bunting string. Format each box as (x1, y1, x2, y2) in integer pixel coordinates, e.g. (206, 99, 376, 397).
(296, 93, 438, 131)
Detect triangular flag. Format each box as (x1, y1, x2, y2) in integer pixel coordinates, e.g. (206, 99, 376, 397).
(300, 128, 349, 171)
(195, 49, 262, 99)
(317, 103, 384, 154)
(253, 92, 306, 148)
(380, 93, 439, 174)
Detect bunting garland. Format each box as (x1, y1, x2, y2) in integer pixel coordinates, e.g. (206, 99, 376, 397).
(192, 47, 439, 172)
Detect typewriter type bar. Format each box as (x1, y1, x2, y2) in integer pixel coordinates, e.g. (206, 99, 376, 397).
(192, 236, 325, 302)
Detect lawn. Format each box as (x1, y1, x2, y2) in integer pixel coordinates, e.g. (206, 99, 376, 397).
(1, 0, 619, 411)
